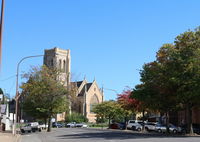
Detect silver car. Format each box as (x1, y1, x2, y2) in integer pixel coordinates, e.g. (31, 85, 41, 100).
(144, 122, 157, 131)
(155, 123, 182, 133)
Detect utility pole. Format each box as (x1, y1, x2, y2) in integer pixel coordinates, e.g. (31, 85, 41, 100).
(0, 0, 5, 69)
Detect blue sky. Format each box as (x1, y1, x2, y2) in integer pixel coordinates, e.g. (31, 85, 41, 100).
(0, 0, 200, 100)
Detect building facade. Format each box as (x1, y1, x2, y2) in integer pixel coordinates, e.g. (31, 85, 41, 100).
(71, 79, 104, 122)
(44, 47, 71, 86)
(44, 47, 103, 122)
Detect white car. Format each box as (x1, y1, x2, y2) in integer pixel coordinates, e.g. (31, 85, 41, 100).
(20, 124, 32, 133)
(39, 124, 48, 129)
(127, 120, 143, 131)
(144, 122, 157, 131)
(76, 123, 88, 128)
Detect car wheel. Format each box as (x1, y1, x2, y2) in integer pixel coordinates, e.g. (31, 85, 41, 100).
(137, 128, 142, 131)
(145, 127, 149, 131)
(158, 129, 162, 133)
(131, 126, 135, 130)
(173, 129, 177, 134)
(181, 129, 186, 134)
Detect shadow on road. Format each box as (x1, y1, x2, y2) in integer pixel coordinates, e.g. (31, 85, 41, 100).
(56, 129, 199, 140)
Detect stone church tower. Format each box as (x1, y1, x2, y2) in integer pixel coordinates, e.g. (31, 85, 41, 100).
(43, 47, 104, 122)
(43, 47, 71, 86)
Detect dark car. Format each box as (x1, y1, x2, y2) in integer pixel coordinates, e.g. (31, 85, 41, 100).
(192, 124, 200, 135)
(52, 122, 63, 128)
(180, 124, 200, 135)
(118, 122, 126, 130)
(110, 122, 126, 130)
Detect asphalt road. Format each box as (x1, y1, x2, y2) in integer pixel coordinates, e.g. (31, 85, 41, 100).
(19, 128, 200, 142)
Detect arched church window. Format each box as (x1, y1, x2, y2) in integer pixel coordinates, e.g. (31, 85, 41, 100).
(51, 59, 54, 66)
(59, 59, 62, 70)
(90, 94, 99, 113)
(63, 60, 66, 72)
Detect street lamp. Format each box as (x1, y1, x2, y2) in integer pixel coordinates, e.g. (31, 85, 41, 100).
(13, 55, 43, 135)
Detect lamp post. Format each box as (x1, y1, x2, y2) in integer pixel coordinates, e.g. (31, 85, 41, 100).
(13, 55, 43, 135)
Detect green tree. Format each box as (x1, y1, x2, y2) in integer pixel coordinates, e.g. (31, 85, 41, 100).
(21, 66, 69, 132)
(133, 44, 180, 133)
(93, 100, 123, 127)
(133, 28, 200, 134)
(173, 29, 200, 133)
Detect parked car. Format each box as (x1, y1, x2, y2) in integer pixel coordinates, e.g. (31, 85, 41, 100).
(76, 123, 88, 128)
(155, 123, 182, 133)
(110, 122, 126, 130)
(180, 124, 200, 135)
(127, 120, 143, 131)
(192, 124, 200, 135)
(144, 122, 157, 131)
(66, 122, 76, 128)
(20, 123, 32, 133)
(30, 122, 42, 132)
(52, 122, 63, 128)
(20, 122, 41, 133)
(39, 123, 48, 129)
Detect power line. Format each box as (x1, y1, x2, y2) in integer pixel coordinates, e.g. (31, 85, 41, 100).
(0, 74, 16, 81)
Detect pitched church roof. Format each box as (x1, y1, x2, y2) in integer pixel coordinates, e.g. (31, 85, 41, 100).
(86, 83, 92, 91)
(76, 81, 83, 88)
(72, 80, 93, 96)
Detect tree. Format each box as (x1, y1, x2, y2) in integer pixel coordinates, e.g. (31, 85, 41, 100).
(21, 66, 69, 132)
(133, 28, 200, 134)
(117, 88, 142, 129)
(93, 100, 123, 127)
(133, 44, 180, 133)
(173, 29, 200, 133)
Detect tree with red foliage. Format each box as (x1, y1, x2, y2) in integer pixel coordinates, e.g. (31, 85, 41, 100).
(117, 88, 143, 129)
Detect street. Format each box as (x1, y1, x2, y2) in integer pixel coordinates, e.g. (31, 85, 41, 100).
(19, 128, 200, 142)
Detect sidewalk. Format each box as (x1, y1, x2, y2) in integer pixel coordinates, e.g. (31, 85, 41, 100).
(0, 132, 20, 142)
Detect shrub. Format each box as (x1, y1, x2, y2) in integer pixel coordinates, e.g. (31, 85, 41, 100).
(65, 112, 88, 123)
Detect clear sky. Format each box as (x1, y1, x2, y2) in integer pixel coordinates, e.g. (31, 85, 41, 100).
(0, 0, 200, 100)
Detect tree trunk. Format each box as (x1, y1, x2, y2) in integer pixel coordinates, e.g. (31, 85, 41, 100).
(166, 112, 170, 134)
(186, 104, 193, 134)
(142, 110, 145, 131)
(47, 117, 52, 132)
(44, 118, 47, 129)
(124, 116, 127, 130)
(108, 116, 111, 129)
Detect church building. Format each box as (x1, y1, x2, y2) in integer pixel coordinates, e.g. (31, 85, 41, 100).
(43, 47, 104, 122)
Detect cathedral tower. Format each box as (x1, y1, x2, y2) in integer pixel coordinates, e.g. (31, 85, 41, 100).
(43, 47, 71, 86)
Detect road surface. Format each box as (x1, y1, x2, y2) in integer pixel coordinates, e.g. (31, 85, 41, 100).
(19, 128, 200, 142)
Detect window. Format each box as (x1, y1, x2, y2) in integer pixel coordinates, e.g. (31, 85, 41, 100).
(59, 59, 62, 70)
(90, 94, 99, 113)
(63, 60, 66, 72)
(51, 59, 54, 66)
